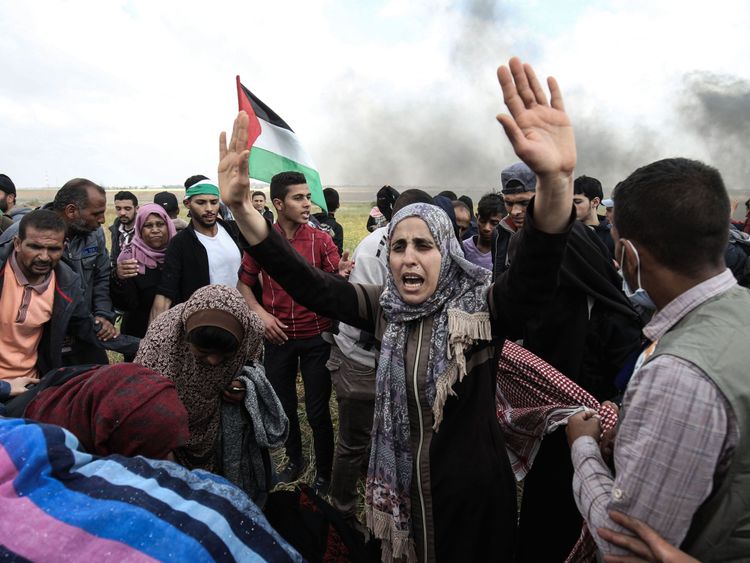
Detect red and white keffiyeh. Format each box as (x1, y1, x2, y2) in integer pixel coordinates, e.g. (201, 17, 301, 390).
(495, 340, 619, 563)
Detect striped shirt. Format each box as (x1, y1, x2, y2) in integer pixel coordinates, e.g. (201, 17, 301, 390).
(571, 269, 739, 555)
(240, 222, 340, 339)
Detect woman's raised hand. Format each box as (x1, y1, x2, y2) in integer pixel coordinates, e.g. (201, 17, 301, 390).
(218, 111, 252, 209)
(218, 111, 270, 245)
(496, 57, 576, 181)
(497, 57, 575, 234)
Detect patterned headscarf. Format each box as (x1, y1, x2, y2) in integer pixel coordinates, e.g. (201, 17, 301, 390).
(117, 203, 177, 274)
(365, 203, 492, 561)
(135, 285, 264, 471)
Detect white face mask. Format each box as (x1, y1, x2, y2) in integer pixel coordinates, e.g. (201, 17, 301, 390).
(619, 240, 656, 310)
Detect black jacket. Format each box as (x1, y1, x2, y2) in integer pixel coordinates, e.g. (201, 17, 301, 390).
(110, 266, 162, 339)
(156, 219, 243, 304)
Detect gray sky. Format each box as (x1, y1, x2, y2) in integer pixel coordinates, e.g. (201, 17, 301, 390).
(2, 0, 749, 195)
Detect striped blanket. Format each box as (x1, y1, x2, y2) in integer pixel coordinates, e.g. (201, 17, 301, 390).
(0, 417, 303, 562)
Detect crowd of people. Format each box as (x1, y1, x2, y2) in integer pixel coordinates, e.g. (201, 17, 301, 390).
(0, 56, 748, 562)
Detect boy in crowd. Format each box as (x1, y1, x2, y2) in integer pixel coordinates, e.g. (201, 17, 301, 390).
(237, 171, 340, 495)
(462, 192, 504, 270)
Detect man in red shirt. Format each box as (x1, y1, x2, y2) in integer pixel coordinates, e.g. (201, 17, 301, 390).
(237, 171, 340, 494)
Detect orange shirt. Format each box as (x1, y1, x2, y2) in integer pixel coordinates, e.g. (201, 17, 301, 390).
(0, 258, 56, 379)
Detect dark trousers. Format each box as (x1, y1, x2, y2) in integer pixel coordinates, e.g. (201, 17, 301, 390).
(515, 428, 583, 562)
(265, 335, 334, 478)
(326, 345, 376, 518)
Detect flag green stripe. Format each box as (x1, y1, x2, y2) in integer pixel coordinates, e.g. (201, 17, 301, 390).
(249, 147, 327, 212)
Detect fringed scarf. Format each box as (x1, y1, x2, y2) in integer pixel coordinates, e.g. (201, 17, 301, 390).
(365, 203, 492, 562)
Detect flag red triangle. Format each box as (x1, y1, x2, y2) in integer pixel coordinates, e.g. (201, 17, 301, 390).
(236, 75, 261, 149)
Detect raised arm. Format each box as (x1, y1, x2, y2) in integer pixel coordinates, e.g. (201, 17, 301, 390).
(217, 112, 270, 245)
(217, 112, 374, 332)
(496, 57, 575, 233)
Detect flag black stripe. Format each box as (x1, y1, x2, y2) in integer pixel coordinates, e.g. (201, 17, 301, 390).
(240, 83, 294, 132)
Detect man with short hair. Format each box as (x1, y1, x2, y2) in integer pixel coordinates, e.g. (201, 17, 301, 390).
(463, 193, 504, 270)
(109, 190, 139, 262)
(150, 176, 242, 319)
(491, 161, 537, 277)
(567, 158, 750, 560)
(312, 187, 344, 256)
(251, 191, 274, 224)
(0, 179, 118, 360)
(0, 210, 100, 381)
(237, 171, 340, 494)
(574, 175, 614, 258)
(154, 191, 188, 231)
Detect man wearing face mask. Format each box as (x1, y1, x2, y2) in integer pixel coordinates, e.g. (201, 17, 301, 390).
(567, 158, 750, 560)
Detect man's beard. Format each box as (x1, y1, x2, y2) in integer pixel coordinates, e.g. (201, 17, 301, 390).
(68, 217, 95, 235)
(0, 197, 8, 213)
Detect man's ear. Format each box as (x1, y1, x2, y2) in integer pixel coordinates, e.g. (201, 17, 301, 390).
(7, 193, 15, 207)
(591, 197, 601, 209)
(12, 235, 20, 253)
(63, 203, 79, 222)
(183, 198, 190, 210)
(272, 198, 283, 212)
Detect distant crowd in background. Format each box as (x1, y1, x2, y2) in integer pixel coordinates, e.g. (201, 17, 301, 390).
(1, 55, 749, 563)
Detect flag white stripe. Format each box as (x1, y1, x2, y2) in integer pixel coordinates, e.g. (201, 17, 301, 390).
(254, 119, 317, 169)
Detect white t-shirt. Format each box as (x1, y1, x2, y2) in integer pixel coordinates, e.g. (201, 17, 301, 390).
(194, 225, 241, 288)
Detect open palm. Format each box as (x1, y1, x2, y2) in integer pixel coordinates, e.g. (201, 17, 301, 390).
(497, 57, 576, 179)
(218, 111, 251, 207)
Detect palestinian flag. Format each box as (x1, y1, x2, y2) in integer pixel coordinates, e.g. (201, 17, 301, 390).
(236, 76, 327, 211)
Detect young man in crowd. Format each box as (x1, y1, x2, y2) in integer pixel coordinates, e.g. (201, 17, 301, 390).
(312, 187, 344, 256)
(567, 158, 750, 560)
(154, 191, 188, 231)
(0, 210, 101, 382)
(237, 171, 340, 495)
(573, 175, 614, 258)
(0, 179, 119, 364)
(491, 161, 537, 277)
(251, 191, 275, 224)
(462, 192, 504, 270)
(151, 176, 242, 319)
(109, 190, 139, 263)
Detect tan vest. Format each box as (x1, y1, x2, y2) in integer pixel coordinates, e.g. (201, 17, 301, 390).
(645, 286, 750, 561)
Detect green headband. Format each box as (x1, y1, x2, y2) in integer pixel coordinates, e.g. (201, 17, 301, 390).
(185, 181, 220, 199)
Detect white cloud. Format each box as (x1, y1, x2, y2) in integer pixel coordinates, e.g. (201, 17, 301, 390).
(1, 0, 749, 192)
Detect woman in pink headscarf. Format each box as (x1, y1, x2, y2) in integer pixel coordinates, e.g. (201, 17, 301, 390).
(111, 203, 177, 358)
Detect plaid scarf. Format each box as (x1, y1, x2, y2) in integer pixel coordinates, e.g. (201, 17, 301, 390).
(495, 340, 619, 563)
(365, 203, 492, 561)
